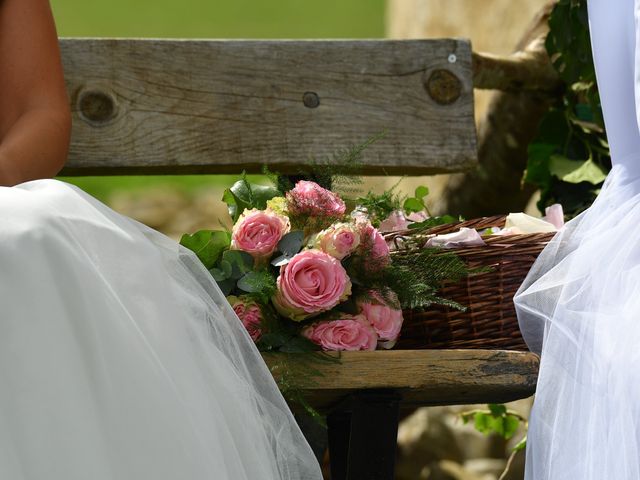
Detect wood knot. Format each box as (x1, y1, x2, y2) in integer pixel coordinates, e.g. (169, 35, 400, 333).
(77, 89, 117, 125)
(302, 91, 320, 109)
(424, 69, 462, 105)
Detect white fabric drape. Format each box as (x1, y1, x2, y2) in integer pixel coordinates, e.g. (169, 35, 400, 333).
(513, 0, 640, 478)
(0, 179, 322, 479)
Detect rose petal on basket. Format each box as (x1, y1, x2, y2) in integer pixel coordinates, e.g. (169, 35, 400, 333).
(504, 212, 558, 233)
(542, 203, 565, 229)
(424, 227, 486, 249)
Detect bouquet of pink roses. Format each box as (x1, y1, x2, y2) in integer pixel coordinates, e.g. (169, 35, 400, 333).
(181, 173, 472, 353)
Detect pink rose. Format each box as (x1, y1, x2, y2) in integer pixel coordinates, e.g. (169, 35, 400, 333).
(313, 222, 361, 260)
(272, 249, 352, 321)
(357, 289, 404, 349)
(231, 208, 290, 262)
(301, 314, 377, 351)
(286, 180, 346, 218)
(227, 295, 263, 342)
(358, 222, 391, 272)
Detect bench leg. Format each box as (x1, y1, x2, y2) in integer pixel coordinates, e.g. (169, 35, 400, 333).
(327, 390, 401, 480)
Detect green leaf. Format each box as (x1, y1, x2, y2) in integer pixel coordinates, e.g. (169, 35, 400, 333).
(489, 404, 507, 416)
(279, 336, 319, 353)
(474, 413, 492, 434)
(179, 230, 231, 269)
(237, 270, 277, 301)
(222, 250, 254, 280)
(403, 197, 424, 214)
(525, 143, 556, 187)
(216, 277, 236, 296)
(209, 265, 230, 282)
(549, 155, 607, 184)
(278, 231, 304, 257)
(222, 174, 280, 222)
(259, 332, 292, 349)
(503, 414, 521, 440)
(414, 185, 429, 199)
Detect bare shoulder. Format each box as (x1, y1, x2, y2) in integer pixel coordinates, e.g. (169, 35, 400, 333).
(0, 0, 68, 136)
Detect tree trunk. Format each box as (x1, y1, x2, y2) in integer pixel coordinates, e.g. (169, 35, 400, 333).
(441, 1, 559, 218)
(386, 0, 561, 217)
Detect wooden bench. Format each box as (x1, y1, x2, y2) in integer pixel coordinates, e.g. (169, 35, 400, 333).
(59, 38, 539, 480)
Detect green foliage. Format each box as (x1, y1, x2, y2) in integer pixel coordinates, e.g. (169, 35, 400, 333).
(356, 188, 404, 227)
(179, 230, 231, 269)
(222, 173, 280, 222)
(403, 185, 431, 214)
(408, 214, 462, 231)
(381, 247, 488, 311)
(461, 404, 524, 441)
(524, 0, 610, 218)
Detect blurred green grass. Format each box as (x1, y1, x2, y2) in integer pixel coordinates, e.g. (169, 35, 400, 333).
(51, 0, 386, 200)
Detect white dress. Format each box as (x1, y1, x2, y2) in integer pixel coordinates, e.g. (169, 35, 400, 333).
(0, 179, 323, 479)
(513, 0, 640, 478)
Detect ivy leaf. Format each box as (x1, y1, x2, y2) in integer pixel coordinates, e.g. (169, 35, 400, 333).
(474, 413, 492, 434)
(403, 197, 424, 214)
(488, 403, 507, 416)
(414, 185, 430, 199)
(549, 154, 607, 184)
(503, 415, 521, 440)
(180, 230, 231, 269)
(525, 143, 556, 187)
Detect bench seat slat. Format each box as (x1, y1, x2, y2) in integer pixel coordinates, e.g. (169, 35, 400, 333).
(263, 349, 538, 411)
(60, 38, 477, 176)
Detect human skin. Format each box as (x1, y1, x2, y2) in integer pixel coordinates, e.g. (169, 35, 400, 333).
(0, 0, 71, 186)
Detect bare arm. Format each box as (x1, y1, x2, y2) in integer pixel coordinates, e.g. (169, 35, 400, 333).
(0, 0, 71, 186)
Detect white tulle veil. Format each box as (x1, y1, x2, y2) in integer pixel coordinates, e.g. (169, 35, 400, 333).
(513, 0, 640, 478)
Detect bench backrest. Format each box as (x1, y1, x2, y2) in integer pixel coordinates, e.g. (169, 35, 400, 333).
(59, 38, 477, 176)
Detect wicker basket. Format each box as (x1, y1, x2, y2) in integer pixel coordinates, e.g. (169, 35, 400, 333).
(386, 215, 557, 350)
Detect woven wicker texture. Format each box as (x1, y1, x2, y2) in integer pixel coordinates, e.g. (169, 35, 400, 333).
(387, 215, 556, 350)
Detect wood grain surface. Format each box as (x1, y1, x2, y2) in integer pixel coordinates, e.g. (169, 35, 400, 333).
(263, 349, 539, 411)
(59, 38, 477, 176)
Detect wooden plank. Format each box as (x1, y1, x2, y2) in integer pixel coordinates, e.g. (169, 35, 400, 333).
(263, 349, 538, 411)
(58, 38, 477, 176)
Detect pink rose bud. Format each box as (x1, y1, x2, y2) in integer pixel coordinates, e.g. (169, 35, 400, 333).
(301, 314, 377, 351)
(314, 222, 361, 260)
(358, 222, 391, 272)
(272, 249, 352, 321)
(227, 295, 264, 342)
(285, 180, 346, 218)
(357, 289, 404, 349)
(231, 208, 290, 262)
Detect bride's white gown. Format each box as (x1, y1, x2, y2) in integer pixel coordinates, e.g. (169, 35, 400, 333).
(0, 180, 322, 478)
(513, 0, 640, 478)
